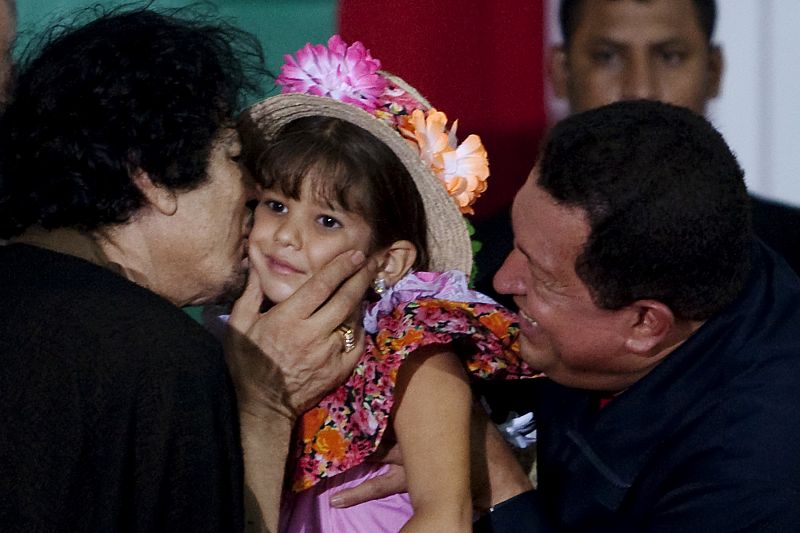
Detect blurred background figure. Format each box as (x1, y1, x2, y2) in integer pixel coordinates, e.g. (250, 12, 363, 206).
(545, 0, 800, 275)
(475, 0, 800, 305)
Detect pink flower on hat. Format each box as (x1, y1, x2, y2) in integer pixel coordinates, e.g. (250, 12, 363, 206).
(276, 35, 388, 112)
(276, 35, 490, 216)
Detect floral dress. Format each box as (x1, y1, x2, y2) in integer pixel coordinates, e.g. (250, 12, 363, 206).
(279, 271, 537, 533)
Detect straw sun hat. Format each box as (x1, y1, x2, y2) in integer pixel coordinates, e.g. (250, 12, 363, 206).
(240, 36, 489, 276)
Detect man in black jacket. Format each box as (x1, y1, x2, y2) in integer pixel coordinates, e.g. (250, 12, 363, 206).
(476, 100, 800, 531)
(0, 7, 372, 532)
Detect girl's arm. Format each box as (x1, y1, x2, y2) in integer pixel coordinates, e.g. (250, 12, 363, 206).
(393, 345, 473, 532)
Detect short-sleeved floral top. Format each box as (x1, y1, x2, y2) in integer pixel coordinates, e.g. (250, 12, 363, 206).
(290, 271, 537, 492)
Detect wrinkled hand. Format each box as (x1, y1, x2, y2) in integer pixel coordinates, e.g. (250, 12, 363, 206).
(330, 444, 408, 508)
(225, 246, 376, 420)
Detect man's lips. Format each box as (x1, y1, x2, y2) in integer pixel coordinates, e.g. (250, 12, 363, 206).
(518, 308, 540, 339)
(520, 309, 539, 327)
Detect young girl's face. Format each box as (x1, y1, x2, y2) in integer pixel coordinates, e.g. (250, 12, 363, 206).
(249, 182, 375, 304)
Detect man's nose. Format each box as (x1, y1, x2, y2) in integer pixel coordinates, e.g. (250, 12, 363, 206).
(621, 56, 658, 100)
(493, 250, 526, 296)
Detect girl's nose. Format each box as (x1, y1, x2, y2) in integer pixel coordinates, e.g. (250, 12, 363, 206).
(274, 218, 302, 249)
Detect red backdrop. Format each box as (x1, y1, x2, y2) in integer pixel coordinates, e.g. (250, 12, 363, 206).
(339, 0, 548, 221)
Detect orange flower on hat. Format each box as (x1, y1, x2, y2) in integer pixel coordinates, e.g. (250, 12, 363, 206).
(441, 133, 489, 215)
(400, 108, 489, 214)
(400, 109, 450, 170)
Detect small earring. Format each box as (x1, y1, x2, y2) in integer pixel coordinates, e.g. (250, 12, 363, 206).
(372, 277, 386, 295)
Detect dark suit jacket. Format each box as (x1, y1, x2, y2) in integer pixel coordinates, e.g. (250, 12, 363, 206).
(477, 243, 800, 532)
(750, 195, 800, 275)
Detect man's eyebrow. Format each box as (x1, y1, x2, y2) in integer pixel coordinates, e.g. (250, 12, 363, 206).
(651, 38, 693, 48)
(584, 36, 626, 47)
(584, 36, 691, 48)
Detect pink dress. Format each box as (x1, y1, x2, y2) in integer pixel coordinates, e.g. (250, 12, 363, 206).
(280, 463, 413, 532)
(279, 271, 536, 532)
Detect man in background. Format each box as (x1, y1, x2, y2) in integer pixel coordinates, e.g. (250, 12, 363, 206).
(475, 0, 800, 293)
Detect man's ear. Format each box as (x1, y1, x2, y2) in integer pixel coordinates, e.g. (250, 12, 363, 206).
(549, 45, 570, 99)
(375, 240, 417, 287)
(623, 299, 675, 356)
(706, 44, 724, 99)
(132, 169, 177, 216)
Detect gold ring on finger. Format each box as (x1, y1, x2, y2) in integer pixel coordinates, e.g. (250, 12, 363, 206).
(337, 325, 356, 353)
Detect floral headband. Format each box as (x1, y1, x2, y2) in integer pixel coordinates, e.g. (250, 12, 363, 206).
(275, 35, 489, 215)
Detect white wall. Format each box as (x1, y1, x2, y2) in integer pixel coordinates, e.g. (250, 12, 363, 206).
(545, 0, 800, 208)
(711, 0, 800, 207)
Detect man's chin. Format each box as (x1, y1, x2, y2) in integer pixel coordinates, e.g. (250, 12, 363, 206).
(518, 336, 555, 373)
(211, 268, 249, 305)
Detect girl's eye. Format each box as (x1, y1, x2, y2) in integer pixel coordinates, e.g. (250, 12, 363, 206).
(317, 215, 342, 229)
(265, 200, 287, 214)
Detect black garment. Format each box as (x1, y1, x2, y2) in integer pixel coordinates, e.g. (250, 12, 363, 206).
(474, 194, 800, 307)
(0, 244, 244, 532)
(750, 194, 800, 274)
(479, 242, 800, 532)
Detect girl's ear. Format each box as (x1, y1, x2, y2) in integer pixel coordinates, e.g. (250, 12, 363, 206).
(375, 240, 417, 287)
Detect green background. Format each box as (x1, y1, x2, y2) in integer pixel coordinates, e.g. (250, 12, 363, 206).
(16, 0, 337, 99)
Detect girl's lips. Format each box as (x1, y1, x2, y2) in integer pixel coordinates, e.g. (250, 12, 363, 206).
(266, 255, 304, 275)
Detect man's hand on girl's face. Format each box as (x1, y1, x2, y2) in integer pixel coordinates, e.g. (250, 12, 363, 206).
(226, 248, 376, 418)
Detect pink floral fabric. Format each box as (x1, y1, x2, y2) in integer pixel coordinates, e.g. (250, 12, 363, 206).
(290, 275, 536, 492)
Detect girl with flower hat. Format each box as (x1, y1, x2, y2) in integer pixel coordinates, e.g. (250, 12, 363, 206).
(237, 35, 534, 532)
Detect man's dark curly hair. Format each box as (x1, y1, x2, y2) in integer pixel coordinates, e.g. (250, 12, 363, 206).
(538, 100, 751, 320)
(0, 4, 265, 237)
(559, 0, 717, 46)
